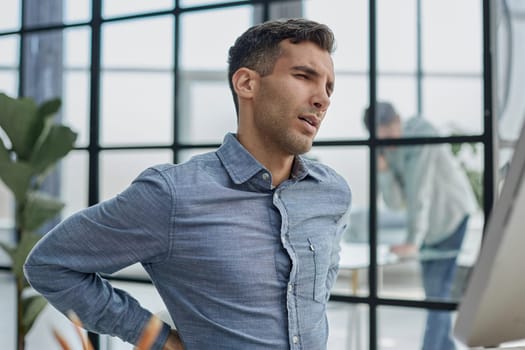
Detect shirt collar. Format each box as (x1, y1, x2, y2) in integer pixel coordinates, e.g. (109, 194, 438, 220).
(216, 133, 322, 185)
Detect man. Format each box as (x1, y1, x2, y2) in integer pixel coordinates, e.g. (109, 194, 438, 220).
(363, 101, 477, 350)
(24, 19, 351, 350)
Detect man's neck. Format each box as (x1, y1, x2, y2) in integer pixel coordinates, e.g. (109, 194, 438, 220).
(236, 132, 294, 187)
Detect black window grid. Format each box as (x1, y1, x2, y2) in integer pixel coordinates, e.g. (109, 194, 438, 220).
(0, 0, 495, 349)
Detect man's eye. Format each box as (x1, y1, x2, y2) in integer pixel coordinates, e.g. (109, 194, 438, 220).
(296, 74, 308, 79)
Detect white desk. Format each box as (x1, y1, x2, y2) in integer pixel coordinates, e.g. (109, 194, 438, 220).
(337, 242, 399, 350)
(339, 242, 398, 270)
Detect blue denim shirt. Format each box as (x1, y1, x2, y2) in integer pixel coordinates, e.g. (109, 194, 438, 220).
(24, 133, 351, 350)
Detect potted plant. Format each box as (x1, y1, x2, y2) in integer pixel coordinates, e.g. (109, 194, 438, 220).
(0, 92, 77, 350)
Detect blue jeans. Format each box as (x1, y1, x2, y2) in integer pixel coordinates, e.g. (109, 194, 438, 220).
(420, 216, 469, 350)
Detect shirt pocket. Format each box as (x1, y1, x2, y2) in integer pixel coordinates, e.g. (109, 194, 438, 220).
(307, 237, 331, 303)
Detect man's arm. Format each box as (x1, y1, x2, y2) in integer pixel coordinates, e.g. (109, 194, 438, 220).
(24, 167, 174, 350)
(403, 145, 438, 248)
(377, 154, 405, 210)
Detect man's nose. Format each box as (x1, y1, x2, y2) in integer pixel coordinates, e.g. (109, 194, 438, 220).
(312, 88, 330, 112)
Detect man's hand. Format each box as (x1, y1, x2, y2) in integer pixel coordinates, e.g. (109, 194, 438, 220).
(390, 243, 417, 258)
(163, 329, 184, 350)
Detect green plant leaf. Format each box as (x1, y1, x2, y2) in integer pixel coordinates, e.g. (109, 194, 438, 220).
(0, 136, 9, 163)
(0, 93, 39, 160)
(23, 191, 65, 232)
(450, 143, 461, 156)
(29, 123, 77, 175)
(22, 294, 47, 334)
(0, 160, 33, 202)
(9, 232, 42, 278)
(28, 98, 62, 152)
(36, 98, 61, 120)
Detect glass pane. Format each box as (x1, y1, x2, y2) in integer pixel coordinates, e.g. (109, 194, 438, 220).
(100, 72, 173, 146)
(376, 143, 484, 303)
(64, 27, 90, 68)
(0, 180, 14, 268)
(316, 72, 368, 141)
(370, 78, 418, 139)
(178, 148, 217, 163)
(63, 27, 90, 147)
(0, 71, 18, 97)
(25, 303, 80, 350)
(178, 77, 236, 144)
(496, 0, 525, 141)
(60, 151, 88, 217)
(304, 0, 369, 71)
(0, 274, 84, 349)
(22, 29, 63, 101)
(64, 0, 91, 23)
(370, 76, 482, 139)
(377, 0, 417, 73)
(63, 71, 89, 146)
(0, 182, 14, 229)
(423, 77, 483, 136)
(310, 146, 369, 297)
(179, 0, 243, 8)
(102, 16, 173, 69)
(316, 75, 369, 141)
(422, 0, 482, 73)
(0, 0, 21, 31)
(103, 0, 174, 18)
(22, 27, 89, 142)
(379, 306, 465, 350)
(100, 150, 172, 201)
(377, 76, 418, 119)
(0, 273, 16, 349)
(180, 6, 251, 70)
(328, 302, 369, 350)
(0, 35, 19, 66)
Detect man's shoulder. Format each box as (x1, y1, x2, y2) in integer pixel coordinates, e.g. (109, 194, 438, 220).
(302, 158, 351, 192)
(131, 152, 221, 187)
(303, 157, 342, 178)
(150, 151, 219, 173)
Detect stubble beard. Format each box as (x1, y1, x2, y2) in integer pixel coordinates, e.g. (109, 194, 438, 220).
(262, 116, 315, 156)
(255, 83, 316, 156)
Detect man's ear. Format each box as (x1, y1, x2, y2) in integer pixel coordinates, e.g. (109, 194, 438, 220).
(232, 67, 258, 99)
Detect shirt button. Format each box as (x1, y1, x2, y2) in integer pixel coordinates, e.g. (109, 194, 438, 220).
(292, 335, 299, 344)
(288, 283, 293, 293)
(262, 172, 270, 180)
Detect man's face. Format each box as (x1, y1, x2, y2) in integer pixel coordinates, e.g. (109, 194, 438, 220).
(251, 40, 334, 156)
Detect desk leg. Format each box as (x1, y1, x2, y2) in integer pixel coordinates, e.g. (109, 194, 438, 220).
(346, 269, 362, 350)
(346, 267, 383, 350)
(351, 269, 359, 294)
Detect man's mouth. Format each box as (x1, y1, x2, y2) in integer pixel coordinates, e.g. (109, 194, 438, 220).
(299, 115, 319, 129)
